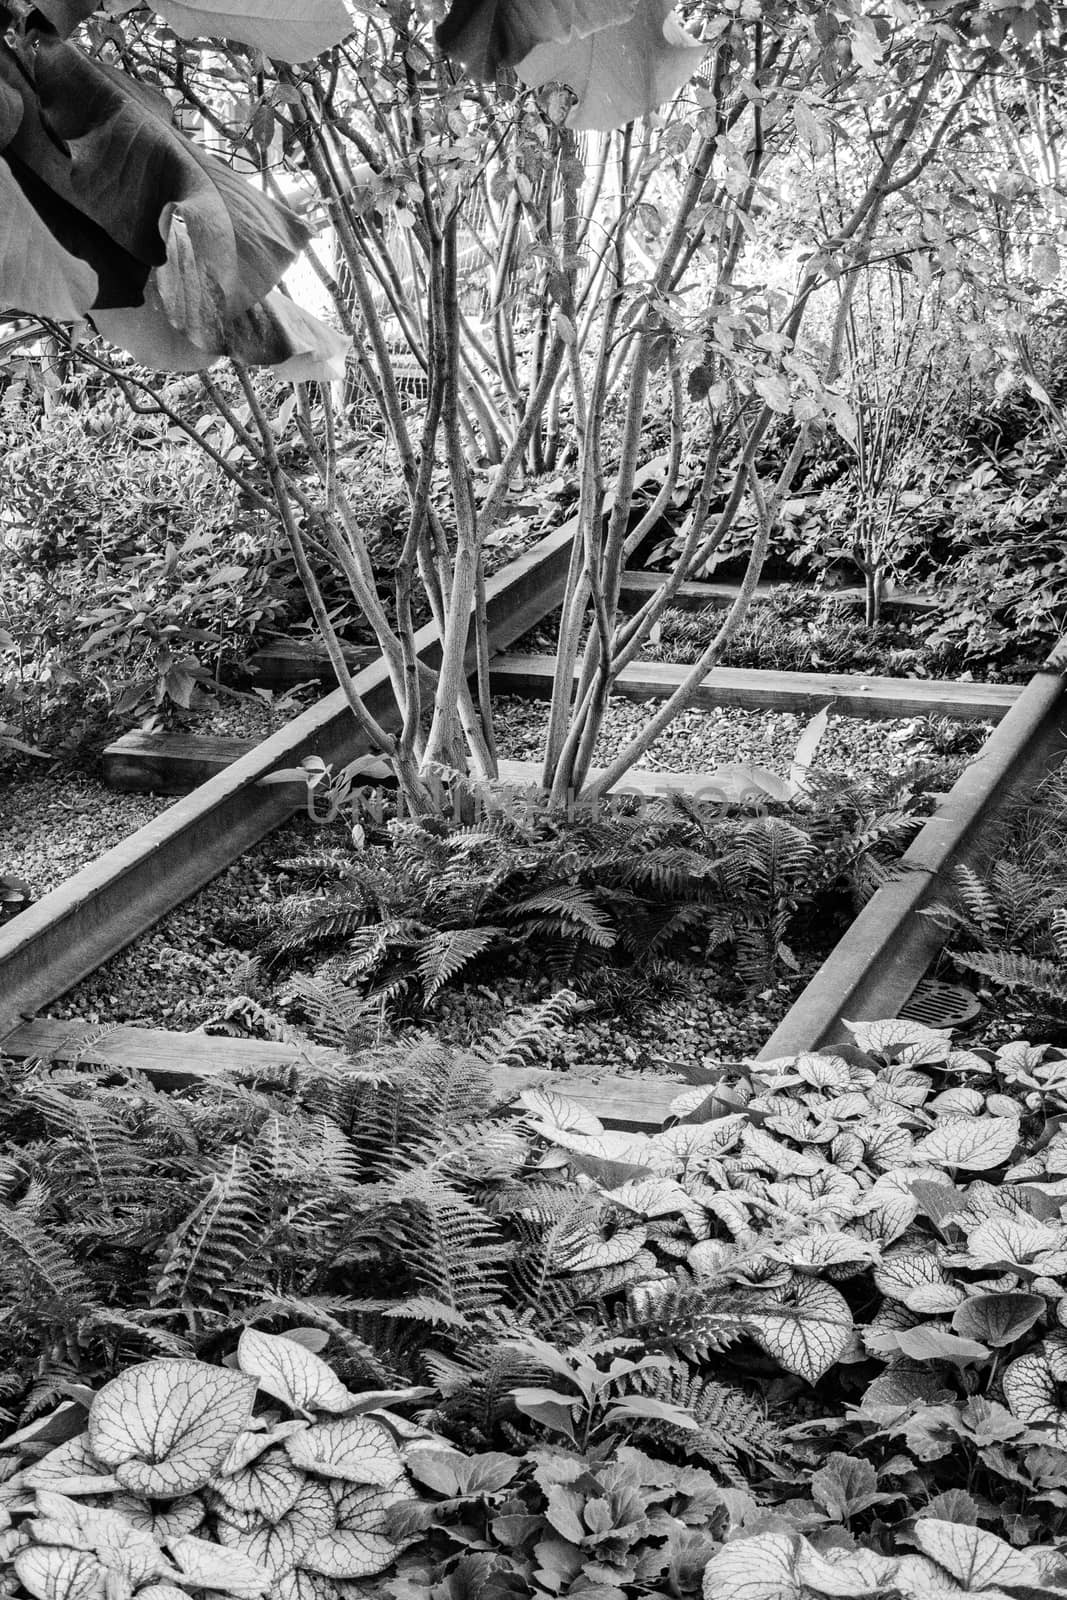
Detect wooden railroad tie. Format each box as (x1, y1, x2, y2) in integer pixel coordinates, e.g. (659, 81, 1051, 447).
(0, 1020, 680, 1134)
(490, 654, 1020, 723)
(617, 570, 941, 615)
(101, 736, 802, 801)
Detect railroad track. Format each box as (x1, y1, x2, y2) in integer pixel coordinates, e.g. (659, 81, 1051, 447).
(3, 517, 1065, 1127)
(0, 519, 575, 1039)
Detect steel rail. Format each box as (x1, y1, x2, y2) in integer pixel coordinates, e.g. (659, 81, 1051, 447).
(0, 521, 576, 1037)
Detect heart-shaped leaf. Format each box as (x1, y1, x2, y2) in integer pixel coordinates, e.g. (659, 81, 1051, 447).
(220, 1421, 310, 1476)
(961, 1214, 1067, 1273)
(333, 1481, 410, 1532)
(912, 1519, 1040, 1589)
(794, 1539, 898, 1595)
(516, 1089, 603, 1135)
(951, 1292, 1045, 1348)
(845, 1018, 952, 1059)
(23, 1435, 120, 1497)
(109, 1494, 204, 1543)
(15, 1547, 107, 1600)
(300, 1529, 399, 1579)
(88, 1359, 257, 1497)
(913, 1117, 1018, 1171)
(557, 1224, 647, 1272)
(1002, 1339, 1067, 1442)
(284, 1417, 404, 1486)
(744, 1278, 853, 1384)
(211, 1451, 306, 1520)
(701, 1530, 801, 1600)
(169, 1533, 272, 1597)
(215, 1479, 334, 1578)
(29, 1497, 167, 1588)
(237, 1329, 355, 1415)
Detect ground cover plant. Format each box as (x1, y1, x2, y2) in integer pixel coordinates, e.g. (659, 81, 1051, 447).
(250, 768, 936, 1018)
(6, 1014, 1067, 1596)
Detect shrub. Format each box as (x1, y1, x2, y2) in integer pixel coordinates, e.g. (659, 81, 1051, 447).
(0, 384, 296, 748)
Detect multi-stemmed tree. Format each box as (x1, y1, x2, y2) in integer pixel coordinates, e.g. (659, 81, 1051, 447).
(2, 0, 1062, 809)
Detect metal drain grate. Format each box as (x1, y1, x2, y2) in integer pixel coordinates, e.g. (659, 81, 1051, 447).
(898, 977, 981, 1030)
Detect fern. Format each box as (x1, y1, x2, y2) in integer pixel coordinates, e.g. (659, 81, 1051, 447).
(256, 779, 918, 1020)
(506, 885, 617, 948)
(626, 1366, 786, 1478)
(476, 989, 579, 1070)
(386, 1171, 509, 1326)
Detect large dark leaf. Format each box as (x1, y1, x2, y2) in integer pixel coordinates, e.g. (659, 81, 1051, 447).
(1, 55, 101, 316)
(516, 0, 706, 129)
(437, 0, 637, 79)
(6, 33, 309, 346)
(93, 281, 351, 381)
(28, 0, 97, 32)
(2, 153, 150, 312)
(0, 158, 99, 318)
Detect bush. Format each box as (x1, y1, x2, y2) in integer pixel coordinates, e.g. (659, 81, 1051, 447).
(916, 432, 1067, 679)
(0, 381, 297, 751)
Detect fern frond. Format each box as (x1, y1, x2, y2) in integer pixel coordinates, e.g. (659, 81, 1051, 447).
(0, 1202, 94, 1311)
(507, 887, 617, 948)
(952, 862, 1006, 938)
(416, 927, 503, 1002)
(83, 1307, 195, 1357)
(151, 1147, 266, 1310)
(476, 989, 578, 1071)
(952, 948, 1067, 1001)
(627, 1366, 784, 1474)
(389, 1175, 508, 1324)
(623, 1279, 758, 1362)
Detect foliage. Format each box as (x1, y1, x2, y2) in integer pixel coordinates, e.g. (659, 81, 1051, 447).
(0, 1002, 562, 1400)
(647, 592, 926, 678)
(915, 429, 1067, 678)
(925, 859, 1067, 1031)
(10, 0, 1055, 810)
(0, 380, 295, 745)
(10, 1013, 1067, 1590)
(262, 777, 926, 1010)
(0, 1333, 432, 1600)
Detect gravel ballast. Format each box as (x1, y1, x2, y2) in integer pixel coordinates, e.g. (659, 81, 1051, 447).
(0, 777, 171, 899)
(491, 694, 953, 779)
